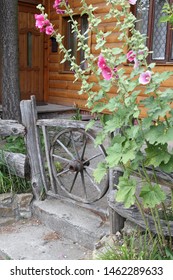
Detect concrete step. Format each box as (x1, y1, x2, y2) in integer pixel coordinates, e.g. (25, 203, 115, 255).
(33, 198, 110, 250)
(0, 217, 92, 260)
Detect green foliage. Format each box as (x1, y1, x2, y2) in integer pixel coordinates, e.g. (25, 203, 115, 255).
(160, 3, 173, 26)
(3, 136, 26, 153)
(0, 159, 31, 194)
(115, 177, 137, 208)
(0, 137, 31, 194)
(97, 231, 162, 260)
(140, 184, 166, 208)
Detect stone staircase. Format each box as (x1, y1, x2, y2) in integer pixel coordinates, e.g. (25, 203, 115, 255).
(32, 196, 110, 250)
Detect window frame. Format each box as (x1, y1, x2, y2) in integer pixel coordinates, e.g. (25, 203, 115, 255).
(132, 0, 173, 65)
(60, 13, 89, 73)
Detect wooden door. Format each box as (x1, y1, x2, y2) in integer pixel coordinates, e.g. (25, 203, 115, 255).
(18, 3, 44, 101)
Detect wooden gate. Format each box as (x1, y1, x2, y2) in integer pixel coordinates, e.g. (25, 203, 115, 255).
(20, 96, 109, 203)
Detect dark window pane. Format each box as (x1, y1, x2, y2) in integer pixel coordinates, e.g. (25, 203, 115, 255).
(27, 32, 32, 67)
(68, 20, 77, 59)
(136, 0, 150, 43)
(152, 0, 167, 60)
(80, 15, 88, 70)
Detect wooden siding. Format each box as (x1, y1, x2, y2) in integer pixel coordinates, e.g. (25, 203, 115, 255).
(47, 0, 173, 117)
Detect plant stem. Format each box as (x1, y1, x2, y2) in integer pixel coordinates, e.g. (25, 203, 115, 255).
(135, 195, 153, 242)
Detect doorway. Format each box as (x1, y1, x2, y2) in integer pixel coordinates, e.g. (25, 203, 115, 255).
(18, 2, 44, 102)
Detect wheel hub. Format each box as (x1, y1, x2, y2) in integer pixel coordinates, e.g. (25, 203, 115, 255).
(69, 160, 84, 172)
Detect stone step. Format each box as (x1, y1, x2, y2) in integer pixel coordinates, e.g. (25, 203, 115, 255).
(33, 198, 110, 250)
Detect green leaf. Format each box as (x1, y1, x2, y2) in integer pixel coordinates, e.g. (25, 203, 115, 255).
(145, 124, 173, 145)
(93, 162, 107, 183)
(85, 120, 95, 131)
(122, 141, 138, 164)
(111, 47, 123, 55)
(139, 184, 166, 208)
(106, 143, 123, 167)
(160, 155, 173, 173)
(115, 177, 137, 208)
(95, 131, 106, 146)
(145, 143, 171, 167)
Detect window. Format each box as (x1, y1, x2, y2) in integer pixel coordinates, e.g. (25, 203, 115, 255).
(62, 14, 88, 72)
(133, 0, 173, 64)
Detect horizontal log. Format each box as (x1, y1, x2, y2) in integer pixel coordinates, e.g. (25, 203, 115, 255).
(108, 190, 173, 236)
(0, 150, 30, 179)
(37, 118, 102, 135)
(0, 120, 25, 137)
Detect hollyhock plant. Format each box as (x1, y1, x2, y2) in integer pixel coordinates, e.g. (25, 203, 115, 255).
(98, 54, 113, 80)
(35, 14, 54, 35)
(101, 66, 113, 80)
(129, 0, 137, 5)
(134, 57, 139, 69)
(35, 0, 173, 257)
(126, 50, 136, 62)
(45, 25, 55, 35)
(53, 0, 67, 14)
(98, 54, 107, 69)
(139, 70, 152, 85)
(35, 14, 45, 28)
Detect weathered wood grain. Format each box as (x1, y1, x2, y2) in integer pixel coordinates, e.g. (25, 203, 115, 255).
(108, 190, 173, 236)
(0, 150, 30, 178)
(0, 120, 25, 136)
(20, 96, 48, 199)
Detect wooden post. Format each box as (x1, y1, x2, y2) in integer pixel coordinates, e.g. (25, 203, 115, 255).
(20, 96, 47, 199)
(109, 207, 125, 234)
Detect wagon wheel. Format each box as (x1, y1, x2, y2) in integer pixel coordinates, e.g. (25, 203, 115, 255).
(50, 128, 108, 203)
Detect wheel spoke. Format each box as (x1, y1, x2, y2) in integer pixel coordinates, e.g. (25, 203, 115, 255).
(81, 135, 87, 160)
(52, 154, 71, 163)
(84, 165, 95, 172)
(69, 172, 79, 193)
(83, 153, 103, 164)
(84, 169, 101, 193)
(80, 170, 87, 199)
(70, 131, 80, 159)
(56, 168, 70, 177)
(56, 139, 75, 159)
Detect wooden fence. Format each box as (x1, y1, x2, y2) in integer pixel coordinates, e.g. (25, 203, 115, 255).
(0, 96, 94, 200)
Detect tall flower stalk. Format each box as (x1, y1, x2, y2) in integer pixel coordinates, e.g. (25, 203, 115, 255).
(35, 0, 173, 255)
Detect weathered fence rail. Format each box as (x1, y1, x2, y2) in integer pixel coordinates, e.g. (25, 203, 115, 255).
(0, 119, 30, 179)
(0, 119, 25, 137)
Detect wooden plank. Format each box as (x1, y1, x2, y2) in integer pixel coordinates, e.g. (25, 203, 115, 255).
(37, 119, 87, 129)
(41, 126, 56, 193)
(0, 120, 25, 137)
(20, 96, 48, 199)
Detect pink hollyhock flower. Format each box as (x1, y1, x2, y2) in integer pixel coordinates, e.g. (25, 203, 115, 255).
(129, 0, 137, 5)
(126, 50, 136, 62)
(53, 0, 62, 9)
(139, 70, 152, 85)
(98, 54, 107, 69)
(35, 14, 45, 28)
(55, 9, 65, 14)
(101, 66, 113, 80)
(45, 25, 54, 35)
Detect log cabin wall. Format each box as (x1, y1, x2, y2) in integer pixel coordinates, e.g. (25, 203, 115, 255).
(47, 0, 173, 117)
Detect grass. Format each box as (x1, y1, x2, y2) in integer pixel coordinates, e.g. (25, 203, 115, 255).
(0, 160, 31, 194)
(96, 231, 173, 260)
(0, 136, 31, 194)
